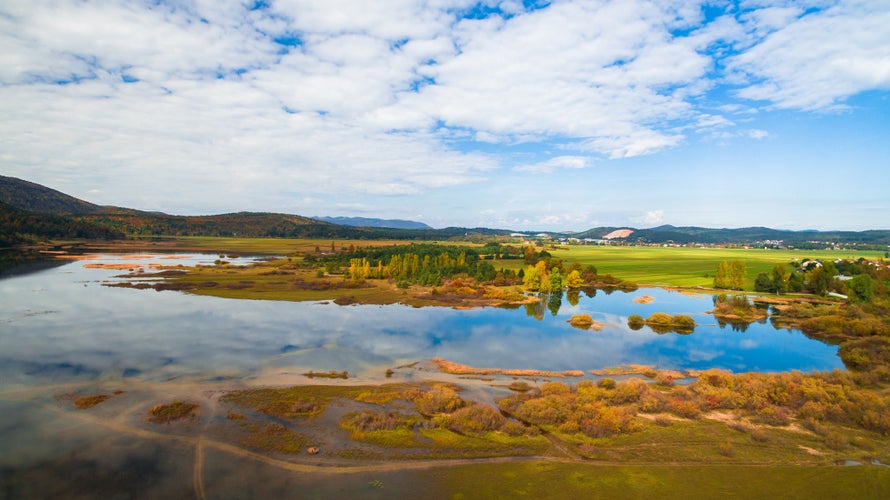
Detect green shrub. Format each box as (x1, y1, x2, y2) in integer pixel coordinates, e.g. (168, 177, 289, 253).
(597, 378, 616, 390)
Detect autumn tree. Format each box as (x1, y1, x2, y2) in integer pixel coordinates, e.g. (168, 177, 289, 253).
(565, 270, 583, 289)
(523, 265, 541, 291)
(714, 260, 745, 290)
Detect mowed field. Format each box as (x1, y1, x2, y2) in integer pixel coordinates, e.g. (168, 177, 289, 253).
(549, 246, 887, 290)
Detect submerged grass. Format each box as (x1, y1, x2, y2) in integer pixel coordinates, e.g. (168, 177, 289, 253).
(220, 384, 416, 419)
(240, 423, 309, 454)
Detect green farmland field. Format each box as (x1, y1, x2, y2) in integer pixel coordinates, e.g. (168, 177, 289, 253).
(549, 246, 886, 290)
(105, 236, 885, 292)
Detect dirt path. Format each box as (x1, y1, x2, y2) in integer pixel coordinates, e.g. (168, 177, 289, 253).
(194, 439, 206, 500)
(43, 401, 541, 475)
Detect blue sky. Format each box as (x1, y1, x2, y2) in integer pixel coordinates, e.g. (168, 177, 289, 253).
(1, 0, 888, 231)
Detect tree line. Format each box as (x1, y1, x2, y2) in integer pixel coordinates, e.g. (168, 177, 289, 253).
(0, 201, 124, 246)
(313, 244, 515, 287)
(713, 257, 888, 304)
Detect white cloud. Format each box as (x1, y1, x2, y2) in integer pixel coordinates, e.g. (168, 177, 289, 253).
(0, 0, 888, 226)
(696, 113, 734, 129)
(644, 210, 665, 226)
(514, 156, 592, 173)
(748, 129, 769, 139)
(730, 2, 890, 110)
(384, 0, 713, 157)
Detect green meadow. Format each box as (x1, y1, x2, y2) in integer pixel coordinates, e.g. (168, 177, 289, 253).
(550, 246, 886, 290)
(416, 461, 890, 499)
(120, 236, 886, 291)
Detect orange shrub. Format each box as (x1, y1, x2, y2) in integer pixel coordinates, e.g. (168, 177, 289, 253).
(414, 385, 465, 415)
(442, 404, 506, 435)
(666, 398, 702, 419)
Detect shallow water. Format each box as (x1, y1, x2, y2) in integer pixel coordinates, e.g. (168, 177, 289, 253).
(0, 253, 846, 496)
(0, 254, 842, 389)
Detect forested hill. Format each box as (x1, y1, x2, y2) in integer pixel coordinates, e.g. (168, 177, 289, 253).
(0, 176, 509, 242)
(2, 175, 887, 245)
(0, 201, 125, 246)
(0, 175, 104, 214)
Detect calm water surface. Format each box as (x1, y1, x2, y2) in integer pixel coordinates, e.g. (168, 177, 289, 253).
(0, 253, 842, 388)
(0, 253, 845, 497)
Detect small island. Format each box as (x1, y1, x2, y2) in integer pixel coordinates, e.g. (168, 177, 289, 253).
(567, 313, 605, 330)
(709, 294, 769, 323)
(628, 312, 696, 334)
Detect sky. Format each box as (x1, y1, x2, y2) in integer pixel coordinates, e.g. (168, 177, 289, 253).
(1, 0, 889, 232)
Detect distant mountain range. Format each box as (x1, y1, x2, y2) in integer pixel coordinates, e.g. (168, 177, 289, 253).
(1, 175, 888, 247)
(312, 216, 433, 230)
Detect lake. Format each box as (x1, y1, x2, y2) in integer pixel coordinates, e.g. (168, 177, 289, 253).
(0, 253, 842, 388)
(0, 253, 846, 497)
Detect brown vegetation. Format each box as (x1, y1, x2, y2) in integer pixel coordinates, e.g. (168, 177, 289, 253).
(83, 263, 144, 270)
(73, 394, 112, 409)
(432, 357, 585, 378)
(508, 381, 533, 392)
(241, 423, 307, 454)
(341, 410, 421, 432)
(414, 384, 465, 415)
(303, 370, 349, 379)
(147, 401, 199, 424)
(589, 365, 688, 381)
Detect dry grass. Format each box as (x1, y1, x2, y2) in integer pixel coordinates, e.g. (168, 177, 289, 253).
(147, 401, 199, 424)
(73, 394, 112, 409)
(241, 423, 307, 454)
(83, 263, 143, 270)
(432, 357, 584, 378)
(303, 370, 349, 379)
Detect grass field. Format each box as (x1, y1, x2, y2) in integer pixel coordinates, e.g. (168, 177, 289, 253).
(548, 246, 887, 290)
(419, 461, 890, 499)
(91, 237, 886, 292)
